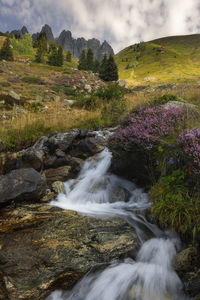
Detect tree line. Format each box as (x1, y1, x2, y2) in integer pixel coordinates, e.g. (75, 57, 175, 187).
(78, 48, 118, 81)
(0, 34, 118, 82)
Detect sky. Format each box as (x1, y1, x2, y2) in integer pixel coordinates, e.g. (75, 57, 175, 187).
(1, 0, 200, 53)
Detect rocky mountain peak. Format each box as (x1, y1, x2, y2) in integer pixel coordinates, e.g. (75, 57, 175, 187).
(21, 26, 28, 35)
(41, 24, 54, 43)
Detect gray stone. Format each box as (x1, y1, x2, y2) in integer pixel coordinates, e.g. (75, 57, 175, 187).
(84, 84, 92, 93)
(118, 79, 127, 87)
(0, 168, 46, 207)
(8, 90, 20, 100)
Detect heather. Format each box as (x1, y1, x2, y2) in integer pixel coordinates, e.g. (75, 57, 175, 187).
(110, 101, 200, 243)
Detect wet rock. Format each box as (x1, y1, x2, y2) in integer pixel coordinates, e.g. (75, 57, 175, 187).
(51, 181, 65, 194)
(0, 204, 139, 300)
(41, 189, 55, 203)
(42, 165, 72, 184)
(174, 248, 200, 298)
(0, 168, 46, 207)
(76, 136, 106, 156)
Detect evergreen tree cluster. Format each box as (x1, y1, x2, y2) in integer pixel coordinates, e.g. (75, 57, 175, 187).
(48, 41, 63, 66)
(35, 32, 48, 63)
(99, 54, 118, 81)
(0, 37, 14, 61)
(78, 48, 100, 73)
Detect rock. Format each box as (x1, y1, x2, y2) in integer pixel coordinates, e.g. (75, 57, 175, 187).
(56, 30, 114, 60)
(44, 152, 71, 169)
(40, 24, 54, 43)
(0, 168, 46, 207)
(84, 84, 92, 93)
(41, 189, 55, 203)
(63, 99, 76, 106)
(45, 129, 80, 153)
(20, 148, 44, 171)
(174, 247, 198, 273)
(76, 136, 106, 156)
(42, 165, 72, 184)
(174, 248, 200, 298)
(118, 79, 126, 88)
(51, 181, 65, 194)
(0, 204, 139, 300)
(8, 90, 20, 100)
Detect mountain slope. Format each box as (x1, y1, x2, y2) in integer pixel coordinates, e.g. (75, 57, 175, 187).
(115, 34, 200, 85)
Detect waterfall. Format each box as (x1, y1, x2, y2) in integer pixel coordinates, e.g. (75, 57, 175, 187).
(47, 149, 190, 300)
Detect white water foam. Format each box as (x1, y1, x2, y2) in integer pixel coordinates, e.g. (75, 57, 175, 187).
(47, 148, 190, 300)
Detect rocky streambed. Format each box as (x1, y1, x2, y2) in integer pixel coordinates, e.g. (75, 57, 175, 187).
(0, 129, 199, 300)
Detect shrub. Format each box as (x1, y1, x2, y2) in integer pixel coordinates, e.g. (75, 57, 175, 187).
(110, 104, 187, 184)
(0, 37, 14, 61)
(177, 127, 200, 176)
(12, 34, 34, 56)
(96, 83, 124, 101)
(150, 169, 200, 244)
(22, 76, 41, 84)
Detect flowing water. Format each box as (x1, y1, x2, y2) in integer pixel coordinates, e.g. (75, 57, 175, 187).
(47, 148, 190, 300)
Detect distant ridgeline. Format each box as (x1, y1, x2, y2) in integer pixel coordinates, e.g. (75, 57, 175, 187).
(7, 24, 114, 60)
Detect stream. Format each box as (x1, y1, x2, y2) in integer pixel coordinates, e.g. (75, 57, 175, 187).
(47, 148, 190, 300)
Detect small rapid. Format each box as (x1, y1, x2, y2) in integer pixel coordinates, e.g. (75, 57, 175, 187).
(47, 148, 190, 300)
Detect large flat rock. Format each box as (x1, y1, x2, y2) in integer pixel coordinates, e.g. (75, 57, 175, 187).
(0, 204, 139, 300)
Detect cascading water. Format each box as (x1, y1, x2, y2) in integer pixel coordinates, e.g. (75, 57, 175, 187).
(47, 148, 191, 300)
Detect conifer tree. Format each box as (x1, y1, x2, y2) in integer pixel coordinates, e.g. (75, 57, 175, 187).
(0, 37, 14, 61)
(93, 59, 100, 73)
(99, 54, 118, 81)
(99, 54, 108, 80)
(86, 48, 94, 70)
(57, 46, 64, 66)
(66, 51, 72, 62)
(78, 50, 87, 70)
(48, 40, 58, 66)
(35, 43, 44, 63)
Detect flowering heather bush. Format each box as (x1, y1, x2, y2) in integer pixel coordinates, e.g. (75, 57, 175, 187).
(177, 127, 200, 175)
(112, 105, 186, 151)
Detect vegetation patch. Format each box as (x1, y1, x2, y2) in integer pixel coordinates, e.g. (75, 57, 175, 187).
(21, 76, 42, 84)
(110, 97, 200, 244)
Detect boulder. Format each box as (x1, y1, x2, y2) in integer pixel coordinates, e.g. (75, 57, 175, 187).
(45, 129, 80, 153)
(20, 148, 44, 171)
(75, 136, 106, 156)
(0, 204, 139, 300)
(174, 248, 200, 298)
(0, 168, 46, 207)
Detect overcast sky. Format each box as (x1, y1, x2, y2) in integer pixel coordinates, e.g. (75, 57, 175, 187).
(1, 0, 200, 53)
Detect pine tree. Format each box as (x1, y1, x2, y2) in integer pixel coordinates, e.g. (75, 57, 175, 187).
(57, 46, 63, 66)
(66, 51, 72, 62)
(93, 59, 100, 73)
(48, 41, 58, 66)
(86, 48, 94, 70)
(99, 54, 118, 81)
(0, 37, 14, 61)
(78, 50, 87, 70)
(107, 55, 118, 81)
(99, 54, 108, 80)
(35, 43, 44, 63)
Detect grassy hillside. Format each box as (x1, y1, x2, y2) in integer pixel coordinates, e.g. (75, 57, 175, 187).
(115, 34, 200, 86)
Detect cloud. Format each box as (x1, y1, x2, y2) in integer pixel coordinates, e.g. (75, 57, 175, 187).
(0, 0, 200, 52)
